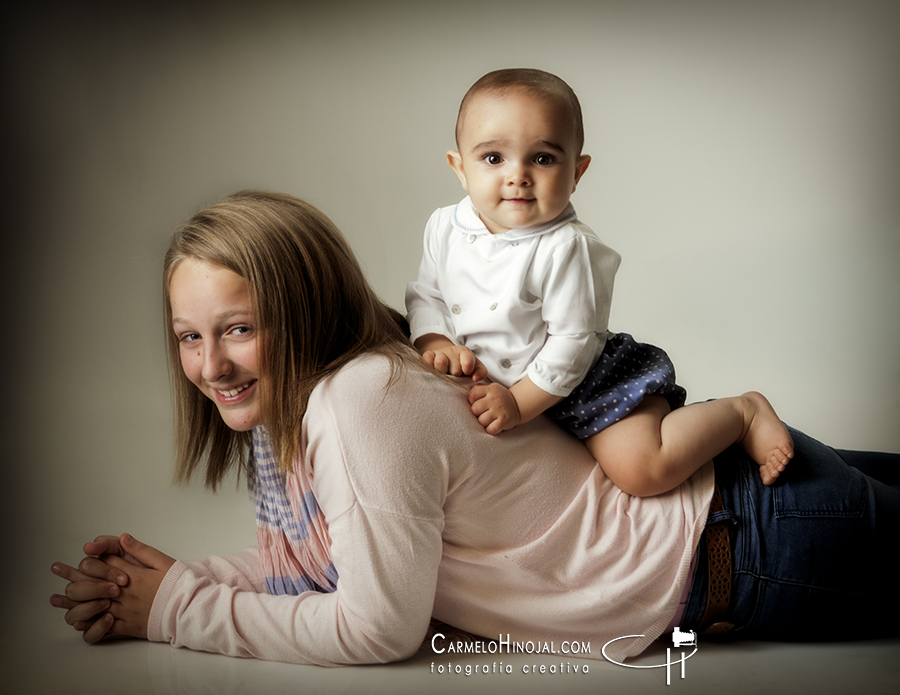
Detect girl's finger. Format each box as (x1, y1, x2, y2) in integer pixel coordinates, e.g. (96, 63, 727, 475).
(65, 579, 120, 602)
(51, 562, 92, 583)
(50, 593, 78, 610)
(81, 613, 114, 644)
(64, 598, 112, 626)
(78, 556, 128, 585)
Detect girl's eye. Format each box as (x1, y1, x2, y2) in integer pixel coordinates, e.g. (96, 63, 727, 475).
(232, 325, 252, 336)
(179, 332, 200, 344)
(534, 153, 555, 166)
(484, 153, 502, 165)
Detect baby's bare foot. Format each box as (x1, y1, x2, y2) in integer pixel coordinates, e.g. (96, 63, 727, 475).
(739, 391, 793, 485)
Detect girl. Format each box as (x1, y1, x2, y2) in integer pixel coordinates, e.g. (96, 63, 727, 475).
(51, 191, 898, 664)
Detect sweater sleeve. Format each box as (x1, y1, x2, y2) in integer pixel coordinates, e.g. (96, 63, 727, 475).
(181, 547, 265, 590)
(527, 232, 621, 396)
(146, 359, 447, 666)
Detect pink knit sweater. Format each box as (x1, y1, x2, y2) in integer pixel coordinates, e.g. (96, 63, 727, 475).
(147, 354, 713, 665)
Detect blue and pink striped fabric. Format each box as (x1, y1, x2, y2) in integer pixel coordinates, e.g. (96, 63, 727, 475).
(249, 427, 338, 595)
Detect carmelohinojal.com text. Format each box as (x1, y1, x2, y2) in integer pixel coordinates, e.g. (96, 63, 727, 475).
(430, 633, 591, 676)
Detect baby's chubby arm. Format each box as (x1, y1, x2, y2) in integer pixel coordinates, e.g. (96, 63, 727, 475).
(469, 376, 562, 435)
(414, 334, 489, 382)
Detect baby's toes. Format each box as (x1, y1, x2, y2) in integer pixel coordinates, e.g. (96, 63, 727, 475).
(771, 448, 790, 468)
(761, 458, 783, 484)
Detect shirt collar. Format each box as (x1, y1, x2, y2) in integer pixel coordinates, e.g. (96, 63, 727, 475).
(452, 196, 577, 239)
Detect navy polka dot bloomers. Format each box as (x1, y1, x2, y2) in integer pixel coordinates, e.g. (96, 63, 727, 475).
(547, 332, 687, 440)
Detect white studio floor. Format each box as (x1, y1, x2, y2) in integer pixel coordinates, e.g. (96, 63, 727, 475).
(8, 600, 899, 695)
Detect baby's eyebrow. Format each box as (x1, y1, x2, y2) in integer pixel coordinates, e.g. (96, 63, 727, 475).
(470, 139, 567, 154)
(470, 139, 505, 152)
(536, 139, 567, 153)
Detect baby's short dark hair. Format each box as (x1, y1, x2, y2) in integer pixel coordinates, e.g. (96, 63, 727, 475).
(455, 68, 585, 152)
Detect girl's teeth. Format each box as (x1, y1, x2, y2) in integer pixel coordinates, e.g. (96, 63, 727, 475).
(220, 382, 250, 397)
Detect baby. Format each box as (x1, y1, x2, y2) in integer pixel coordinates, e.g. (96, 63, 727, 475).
(406, 68, 793, 496)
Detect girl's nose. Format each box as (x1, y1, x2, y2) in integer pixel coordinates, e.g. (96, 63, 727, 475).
(201, 343, 232, 382)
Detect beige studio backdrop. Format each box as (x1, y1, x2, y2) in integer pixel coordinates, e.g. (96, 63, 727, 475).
(3, 0, 899, 692)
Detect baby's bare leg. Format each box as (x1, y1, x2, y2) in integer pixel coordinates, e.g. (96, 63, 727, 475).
(586, 393, 793, 496)
(586, 396, 742, 496)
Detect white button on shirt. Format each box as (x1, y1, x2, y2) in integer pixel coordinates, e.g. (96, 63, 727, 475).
(406, 196, 622, 397)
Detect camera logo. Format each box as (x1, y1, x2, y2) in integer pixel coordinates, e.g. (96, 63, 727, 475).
(671, 626, 696, 648)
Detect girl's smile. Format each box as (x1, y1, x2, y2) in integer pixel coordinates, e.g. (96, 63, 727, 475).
(213, 379, 257, 405)
(169, 257, 261, 431)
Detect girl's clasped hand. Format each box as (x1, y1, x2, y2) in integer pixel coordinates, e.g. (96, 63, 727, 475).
(50, 533, 175, 643)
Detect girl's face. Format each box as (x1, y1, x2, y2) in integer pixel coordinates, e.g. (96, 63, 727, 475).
(169, 257, 261, 431)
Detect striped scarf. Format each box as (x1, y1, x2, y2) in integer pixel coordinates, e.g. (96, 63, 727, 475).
(249, 426, 338, 595)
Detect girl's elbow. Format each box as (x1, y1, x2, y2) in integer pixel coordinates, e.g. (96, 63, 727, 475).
(368, 629, 425, 663)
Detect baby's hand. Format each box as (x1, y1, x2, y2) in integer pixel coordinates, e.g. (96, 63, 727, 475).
(422, 345, 488, 382)
(468, 383, 521, 435)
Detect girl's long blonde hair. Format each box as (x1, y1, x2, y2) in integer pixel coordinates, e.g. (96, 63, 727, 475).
(164, 191, 412, 489)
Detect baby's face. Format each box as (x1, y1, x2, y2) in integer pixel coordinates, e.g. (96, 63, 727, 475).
(449, 89, 590, 235)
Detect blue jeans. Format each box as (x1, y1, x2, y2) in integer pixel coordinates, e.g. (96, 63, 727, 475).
(681, 427, 900, 640)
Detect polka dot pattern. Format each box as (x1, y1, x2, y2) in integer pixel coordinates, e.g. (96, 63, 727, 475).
(547, 332, 687, 440)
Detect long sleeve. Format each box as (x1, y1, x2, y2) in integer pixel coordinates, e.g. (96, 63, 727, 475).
(526, 231, 621, 396)
(181, 548, 265, 591)
(146, 361, 447, 666)
(405, 206, 458, 345)
(147, 549, 268, 641)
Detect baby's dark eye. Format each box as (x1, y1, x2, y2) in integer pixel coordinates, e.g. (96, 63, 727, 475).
(483, 153, 502, 165)
(534, 153, 555, 166)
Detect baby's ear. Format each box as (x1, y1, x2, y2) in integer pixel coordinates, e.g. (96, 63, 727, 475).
(446, 150, 468, 191)
(572, 154, 591, 191)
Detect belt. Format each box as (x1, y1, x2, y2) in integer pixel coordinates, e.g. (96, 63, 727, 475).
(697, 483, 735, 635)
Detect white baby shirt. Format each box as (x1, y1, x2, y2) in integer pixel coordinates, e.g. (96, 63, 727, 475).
(406, 196, 621, 397)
